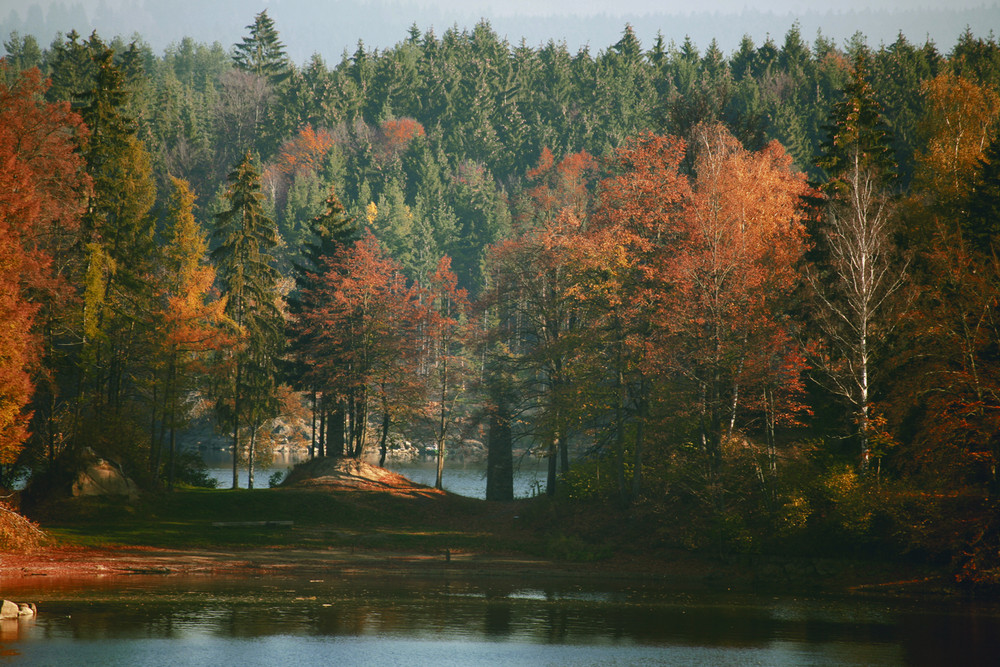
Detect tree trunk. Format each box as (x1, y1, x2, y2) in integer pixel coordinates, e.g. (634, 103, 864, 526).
(248, 427, 256, 490)
(615, 368, 628, 505)
(330, 399, 345, 457)
(631, 393, 647, 502)
(378, 392, 390, 468)
(310, 390, 317, 459)
(486, 399, 513, 501)
(317, 398, 326, 458)
(435, 354, 449, 490)
(546, 431, 559, 497)
(232, 362, 241, 490)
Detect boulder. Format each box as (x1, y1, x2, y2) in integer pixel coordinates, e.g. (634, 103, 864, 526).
(71, 451, 139, 500)
(0, 600, 19, 620)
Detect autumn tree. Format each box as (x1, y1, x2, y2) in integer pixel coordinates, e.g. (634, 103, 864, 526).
(913, 72, 1000, 219)
(516, 147, 597, 228)
(297, 234, 424, 462)
(591, 131, 690, 504)
(892, 82, 1000, 581)
(153, 177, 227, 488)
(0, 67, 87, 481)
(666, 123, 810, 499)
(212, 152, 283, 489)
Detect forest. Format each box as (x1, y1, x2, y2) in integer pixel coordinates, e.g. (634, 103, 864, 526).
(2, 11, 1000, 587)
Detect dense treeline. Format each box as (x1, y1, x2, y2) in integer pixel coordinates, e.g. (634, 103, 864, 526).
(3, 12, 1000, 586)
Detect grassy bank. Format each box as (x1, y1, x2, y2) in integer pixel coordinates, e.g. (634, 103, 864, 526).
(30, 486, 539, 556)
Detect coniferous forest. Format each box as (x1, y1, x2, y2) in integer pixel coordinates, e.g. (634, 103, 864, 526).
(4, 11, 1000, 586)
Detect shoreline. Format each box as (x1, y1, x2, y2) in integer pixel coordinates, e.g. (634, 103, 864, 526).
(0, 542, 961, 603)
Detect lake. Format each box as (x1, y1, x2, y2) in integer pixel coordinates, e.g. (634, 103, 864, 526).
(2, 573, 998, 666)
(204, 451, 548, 499)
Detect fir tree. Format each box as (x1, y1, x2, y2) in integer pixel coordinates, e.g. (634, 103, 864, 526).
(212, 151, 283, 489)
(232, 10, 291, 87)
(964, 127, 1000, 255)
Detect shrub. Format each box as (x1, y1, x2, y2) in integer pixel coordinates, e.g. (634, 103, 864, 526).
(0, 500, 44, 551)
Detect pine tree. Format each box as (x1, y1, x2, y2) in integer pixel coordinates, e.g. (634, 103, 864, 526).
(232, 10, 291, 87)
(212, 151, 283, 489)
(964, 127, 1000, 254)
(816, 51, 895, 192)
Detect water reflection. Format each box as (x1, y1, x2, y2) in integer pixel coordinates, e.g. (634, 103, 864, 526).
(3, 574, 999, 665)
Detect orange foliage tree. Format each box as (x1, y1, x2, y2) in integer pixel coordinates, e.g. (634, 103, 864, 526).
(590, 131, 691, 503)
(0, 67, 87, 473)
(519, 147, 597, 227)
(378, 117, 425, 156)
(589, 126, 810, 504)
(297, 233, 426, 460)
(152, 177, 229, 487)
(666, 124, 810, 480)
(425, 256, 470, 488)
(913, 72, 1000, 211)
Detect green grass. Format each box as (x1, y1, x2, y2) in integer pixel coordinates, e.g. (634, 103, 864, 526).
(33, 486, 533, 554)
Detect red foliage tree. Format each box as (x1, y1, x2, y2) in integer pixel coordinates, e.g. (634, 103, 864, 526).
(520, 147, 598, 227)
(298, 233, 425, 460)
(0, 67, 87, 469)
(592, 126, 810, 502)
(379, 117, 425, 155)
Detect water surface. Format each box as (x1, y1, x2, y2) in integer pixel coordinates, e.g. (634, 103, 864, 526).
(2, 573, 998, 666)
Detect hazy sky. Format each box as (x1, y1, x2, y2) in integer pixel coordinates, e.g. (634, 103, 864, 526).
(3, 1, 995, 14)
(2, 0, 998, 63)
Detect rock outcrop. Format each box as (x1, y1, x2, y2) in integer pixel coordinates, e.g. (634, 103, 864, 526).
(71, 449, 139, 501)
(283, 456, 443, 498)
(0, 600, 35, 620)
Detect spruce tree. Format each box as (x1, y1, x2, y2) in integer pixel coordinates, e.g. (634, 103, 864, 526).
(288, 187, 357, 458)
(964, 128, 1000, 255)
(816, 51, 895, 192)
(212, 151, 283, 489)
(232, 10, 291, 87)
(75, 42, 158, 466)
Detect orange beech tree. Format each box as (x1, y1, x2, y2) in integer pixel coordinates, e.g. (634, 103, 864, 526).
(590, 131, 690, 504)
(666, 124, 811, 491)
(517, 147, 597, 227)
(0, 67, 88, 480)
(585, 127, 810, 515)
